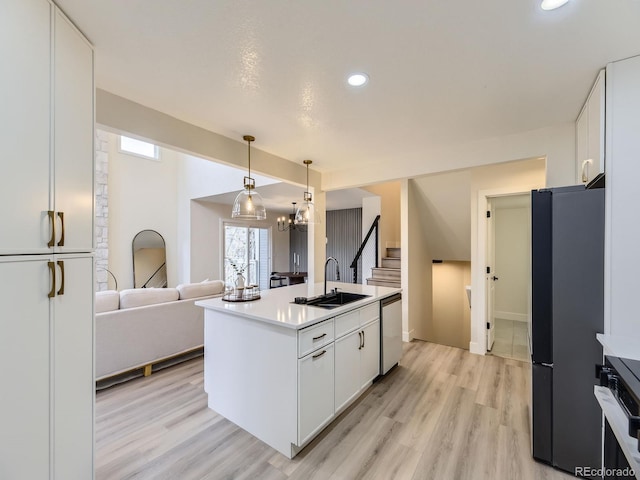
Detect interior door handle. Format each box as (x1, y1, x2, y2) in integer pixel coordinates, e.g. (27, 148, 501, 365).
(492, 276, 499, 281)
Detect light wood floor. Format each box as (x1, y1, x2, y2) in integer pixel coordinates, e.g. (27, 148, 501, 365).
(96, 341, 574, 480)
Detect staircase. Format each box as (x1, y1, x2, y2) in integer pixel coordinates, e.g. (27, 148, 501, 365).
(366, 247, 401, 288)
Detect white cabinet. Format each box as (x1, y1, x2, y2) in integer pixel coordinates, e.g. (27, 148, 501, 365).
(334, 305, 380, 414)
(0, 0, 94, 255)
(0, 1, 94, 478)
(335, 329, 362, 412)
(0, 255, 94, 479)
(0, 0, 52, 254)
(575, 70, 605, 185)
(53, 256, 94, 479)
(0, 258, 51, 479)
(604, 55, 640, 339)
(360, 319, 381, 389)
(53, 9, 95, 253)
(298, 344, 334, 445)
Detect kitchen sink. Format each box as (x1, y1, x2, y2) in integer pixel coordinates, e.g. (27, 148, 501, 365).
(294, 291, 370, 309)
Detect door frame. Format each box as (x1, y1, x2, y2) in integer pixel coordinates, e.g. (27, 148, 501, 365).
(472, 186, 533, 355)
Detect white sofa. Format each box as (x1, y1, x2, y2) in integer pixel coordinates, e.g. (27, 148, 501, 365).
(95, 280, 225, 381)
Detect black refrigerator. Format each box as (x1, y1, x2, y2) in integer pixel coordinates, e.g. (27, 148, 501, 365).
(531, 182, 604, 476)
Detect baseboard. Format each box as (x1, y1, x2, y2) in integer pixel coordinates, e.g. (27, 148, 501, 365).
(469, 341, 485, 355)
(495, 311, 528, 323)
(402, 329, 414, 342)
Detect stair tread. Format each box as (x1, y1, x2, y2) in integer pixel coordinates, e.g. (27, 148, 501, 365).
(367, 278, 401, 287)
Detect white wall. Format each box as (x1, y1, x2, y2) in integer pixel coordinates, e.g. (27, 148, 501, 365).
(189, 200, 290, 284)
(493, 198, 530, 322)
(470, 158, 546, 354)
(403, 179, 432, 342)
(323, 123, 574, 191)
(430, 261, 471, 349)
(107, 132, 178, 290)
(361, 196, 381, 283)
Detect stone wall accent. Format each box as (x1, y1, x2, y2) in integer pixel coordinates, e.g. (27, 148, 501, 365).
(95, 129, 110, 291)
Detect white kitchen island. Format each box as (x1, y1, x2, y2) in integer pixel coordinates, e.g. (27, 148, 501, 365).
(196, 281, 401, 458)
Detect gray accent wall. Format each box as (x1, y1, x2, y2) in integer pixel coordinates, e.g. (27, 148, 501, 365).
(326, 208, 362, 283)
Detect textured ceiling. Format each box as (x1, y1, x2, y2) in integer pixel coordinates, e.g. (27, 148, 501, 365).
(57, 0, 640, 175)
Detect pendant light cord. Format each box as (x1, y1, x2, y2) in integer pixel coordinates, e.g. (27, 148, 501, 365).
(247, 138, 251, 180)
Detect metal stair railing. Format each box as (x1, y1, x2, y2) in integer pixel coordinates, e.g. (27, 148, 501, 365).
(349, 215, 380, 284)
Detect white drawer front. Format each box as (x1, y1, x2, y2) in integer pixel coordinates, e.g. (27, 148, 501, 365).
(298, 319, 334, 358)
(335, 309, 360, 338)
(359, 302, 380, 325)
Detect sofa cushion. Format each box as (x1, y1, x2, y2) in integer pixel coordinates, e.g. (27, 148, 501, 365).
(177, 280, 225, 300)
(95, 290, 120, 313)
(119, 288, 179, 309)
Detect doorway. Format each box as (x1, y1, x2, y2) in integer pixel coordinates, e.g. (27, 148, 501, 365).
(486, 194, 531, 361)
(223, 223, 271, 290)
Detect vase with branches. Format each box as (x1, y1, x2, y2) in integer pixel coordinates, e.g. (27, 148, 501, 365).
(227, 258, 247, 288)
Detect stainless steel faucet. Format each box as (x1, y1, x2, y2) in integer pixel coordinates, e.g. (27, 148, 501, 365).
(324, 257, 341, 295)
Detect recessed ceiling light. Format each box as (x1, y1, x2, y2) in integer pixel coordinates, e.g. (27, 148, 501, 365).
(541, 0, 569, 10)
(347, 73, 369, 87)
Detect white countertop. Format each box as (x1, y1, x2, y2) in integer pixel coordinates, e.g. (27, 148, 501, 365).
(196, 281, 401, 330)
(597, 334, 640, 361)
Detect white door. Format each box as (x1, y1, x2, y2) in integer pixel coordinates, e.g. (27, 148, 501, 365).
(298, 344, 334, 445)
(0, 0, 52, 254)
(486, 199, 496, 351)
(53, 10, 94, 253)
(0, 257, 52, 479)
(53, 255, 94, 480)
(360, 320, 380, 388)
(334, 329, 361, 413)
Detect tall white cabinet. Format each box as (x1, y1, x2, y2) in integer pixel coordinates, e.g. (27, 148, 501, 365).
(604, 55, 640, 340)
(575, 70, 605, 185)
(0, 1, 94, 479)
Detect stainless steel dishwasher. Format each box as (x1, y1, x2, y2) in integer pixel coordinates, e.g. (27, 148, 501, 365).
(380, 293, 402, 374)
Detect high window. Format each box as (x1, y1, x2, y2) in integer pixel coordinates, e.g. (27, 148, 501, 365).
(119, 135, 159, 160)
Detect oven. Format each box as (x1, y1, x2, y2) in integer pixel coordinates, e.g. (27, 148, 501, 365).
(597, 356, 640, 479)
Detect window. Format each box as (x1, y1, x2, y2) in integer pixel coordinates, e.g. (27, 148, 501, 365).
(223, 223, 271, 290)
(119, 135, 159, 160)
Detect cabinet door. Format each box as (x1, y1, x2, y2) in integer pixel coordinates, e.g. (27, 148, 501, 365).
(0, 257, 52, 479)
(54, 10, 94, 253)
(0, 0, 52, 254)
(587, 70, 605, 182)
(575, 107, 588, 184)
(360, 320, 380, 389)
(334, 329, 362, 413)
(53, 256, 94, 480)
(298, 344, 334, 445)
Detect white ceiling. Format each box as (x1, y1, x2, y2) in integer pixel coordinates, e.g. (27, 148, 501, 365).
(199, 181, 375, 212)
(57, 0, 640, 176)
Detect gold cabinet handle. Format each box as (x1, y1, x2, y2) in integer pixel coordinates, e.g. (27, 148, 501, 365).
(47, 211, 56, 248)
(48, 261, 56, 298)
(57, 211, 65, 246)
(57, 260, 65, 296)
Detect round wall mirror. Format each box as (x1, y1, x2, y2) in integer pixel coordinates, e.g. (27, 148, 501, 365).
(132, 230, 167, 288)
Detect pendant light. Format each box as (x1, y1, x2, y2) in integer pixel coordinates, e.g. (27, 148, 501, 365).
(294, 160, 319, 225)
(231, 135, 267, 220)
(278, 202, 307, 232)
